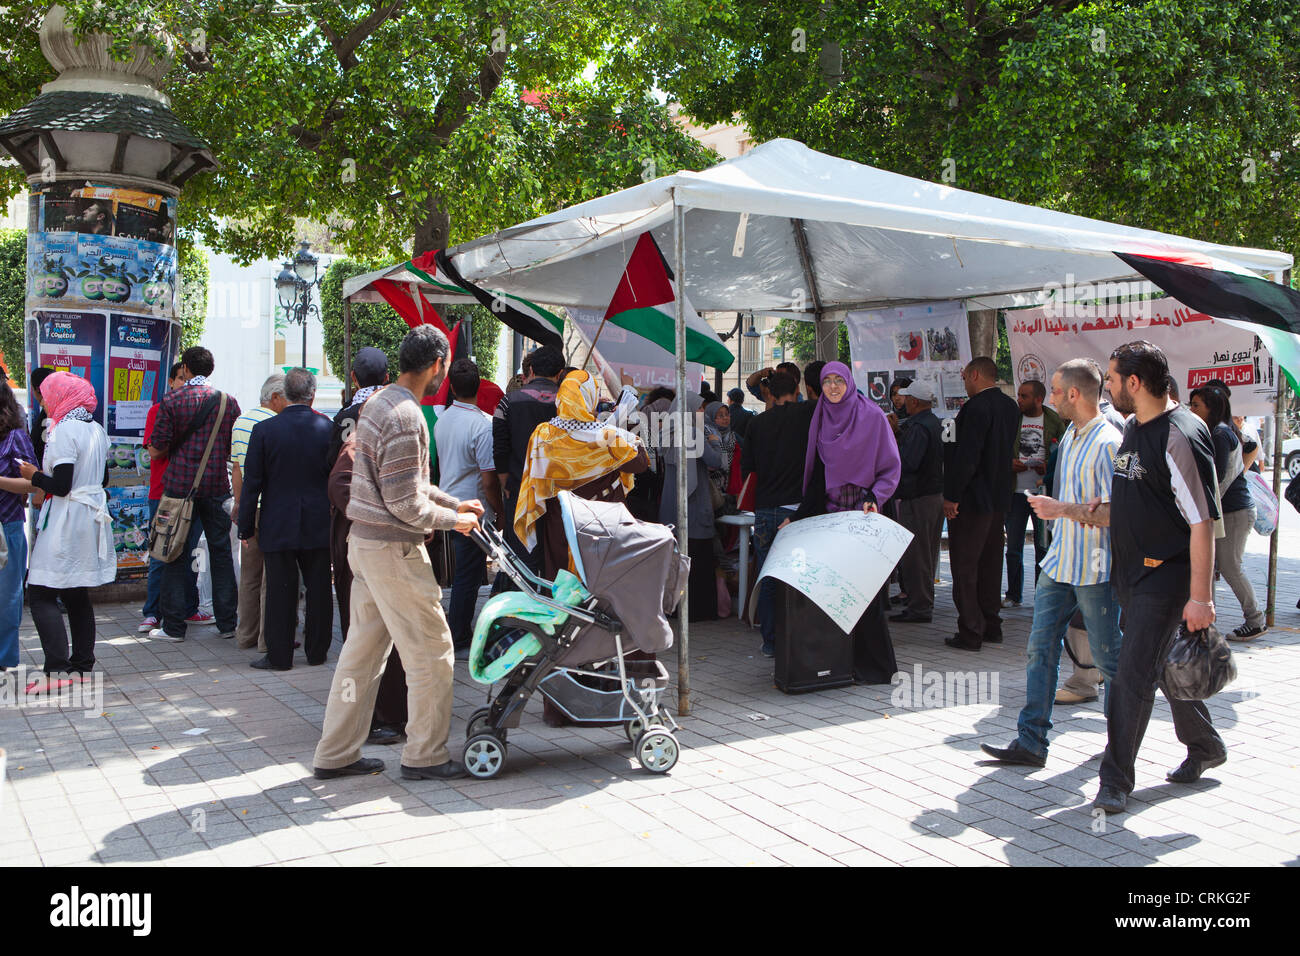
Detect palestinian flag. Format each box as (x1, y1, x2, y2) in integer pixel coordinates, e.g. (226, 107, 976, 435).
(426, 250, 565, 351)
(367, 278, 466, 405)
(1116, 250, 1300, 395)
(603, 232, 734, 371)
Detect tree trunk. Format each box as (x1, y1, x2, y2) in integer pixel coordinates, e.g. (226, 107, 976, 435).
(413, 196, 449, 255)
(967, 308, 998, 364)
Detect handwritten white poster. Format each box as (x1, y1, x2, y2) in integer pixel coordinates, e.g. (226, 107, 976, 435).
(1007, 297, 1279, 416)
(748, 511, 914, 634)
(846, 300, 972, 417)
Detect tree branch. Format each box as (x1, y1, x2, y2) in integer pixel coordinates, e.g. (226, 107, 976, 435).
(320, 1, 405, 71)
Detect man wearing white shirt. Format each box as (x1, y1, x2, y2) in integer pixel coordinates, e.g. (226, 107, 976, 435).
(434, 359, 503, 656)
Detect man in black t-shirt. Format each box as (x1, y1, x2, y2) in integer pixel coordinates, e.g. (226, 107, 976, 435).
(1095, 342, 1227, 816)
(741, 372, 815, 656)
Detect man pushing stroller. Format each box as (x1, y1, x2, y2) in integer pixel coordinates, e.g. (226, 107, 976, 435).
(313, 325, 483, 782)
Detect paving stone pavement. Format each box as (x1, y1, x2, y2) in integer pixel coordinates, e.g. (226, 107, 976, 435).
(3, 503, 1299, 867)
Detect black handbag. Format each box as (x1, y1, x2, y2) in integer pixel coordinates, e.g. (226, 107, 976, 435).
(1162, 621, 1237, 701)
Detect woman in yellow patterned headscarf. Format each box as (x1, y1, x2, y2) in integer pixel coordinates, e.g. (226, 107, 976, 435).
(514, 371, 647, 569)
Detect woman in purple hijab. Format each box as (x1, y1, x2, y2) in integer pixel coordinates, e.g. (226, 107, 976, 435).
(784, 361, 901, 683)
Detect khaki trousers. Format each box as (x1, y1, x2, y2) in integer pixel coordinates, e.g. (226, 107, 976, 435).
(313, 536, 455, 770)
(1060, 624, 1102, 696)
(235, 529, 268, 651)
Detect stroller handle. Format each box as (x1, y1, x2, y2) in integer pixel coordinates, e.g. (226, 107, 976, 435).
(468, 518, 618, 631)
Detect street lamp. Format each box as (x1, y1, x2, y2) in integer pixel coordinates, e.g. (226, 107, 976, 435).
(276, 240, 321, 368)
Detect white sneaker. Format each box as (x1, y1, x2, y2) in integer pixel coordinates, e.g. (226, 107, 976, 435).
(148, 628, 185, 643)
(1001, 597, 1021, 608)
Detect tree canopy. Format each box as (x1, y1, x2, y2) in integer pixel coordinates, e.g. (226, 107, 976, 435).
(635, 0, 1300, 258)
(0, 1, 718, 263)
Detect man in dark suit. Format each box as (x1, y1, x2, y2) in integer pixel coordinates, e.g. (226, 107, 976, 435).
(942, 356, 1020, 651)
(238, 367, 334, 670)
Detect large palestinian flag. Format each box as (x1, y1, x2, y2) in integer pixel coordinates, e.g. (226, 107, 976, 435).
(602, 232, 734, 371)
(1116, 251, 1300, 395)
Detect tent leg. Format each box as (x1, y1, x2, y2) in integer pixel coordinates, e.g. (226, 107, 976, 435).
(343, 298, 353, 406)
(1266, 267, 1290, 627)
(673, 196, 691, 717)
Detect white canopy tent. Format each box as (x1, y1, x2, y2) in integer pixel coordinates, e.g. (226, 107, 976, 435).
(343, 139, 1293, 712)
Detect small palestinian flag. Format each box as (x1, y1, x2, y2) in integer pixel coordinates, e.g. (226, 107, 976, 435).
(603, 232, 734, 371)
(428, 250, 565, 351)
(1116, 251, 1300, 394)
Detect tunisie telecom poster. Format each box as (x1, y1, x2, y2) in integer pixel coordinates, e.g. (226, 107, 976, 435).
(107, 313, 172, 438)
(30, 310, 108, 427)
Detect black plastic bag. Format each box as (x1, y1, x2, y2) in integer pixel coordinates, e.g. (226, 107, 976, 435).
(1285, 473, 1300, 514)
(1163, 622, 1237, 701)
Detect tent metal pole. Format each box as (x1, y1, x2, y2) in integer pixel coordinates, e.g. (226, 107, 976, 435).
(791, 217, 831, 360)
(343, 297, 353, 406)
(673, 193, 691, 717)
(1265, 267, 1290, 627)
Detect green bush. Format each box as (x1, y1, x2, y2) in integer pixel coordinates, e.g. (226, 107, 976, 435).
(321, 259, 501, 386)
(177, 240, 208, 350)
(774, 318, 850, 363)
(0, 228, 27, 385)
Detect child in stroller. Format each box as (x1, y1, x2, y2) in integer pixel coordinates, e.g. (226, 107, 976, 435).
(462, 490, 690, 779)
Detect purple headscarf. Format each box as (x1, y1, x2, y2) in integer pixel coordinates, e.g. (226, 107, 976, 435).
(803, 361, 901, 501)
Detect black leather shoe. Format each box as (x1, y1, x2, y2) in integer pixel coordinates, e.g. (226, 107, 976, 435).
(366, 726, 405, 746)
(945, 635, 981, 652)
(979, 741, 1046, 767)
(983, 632, 1003, 644)
(889, 611, 932, 623)
(1093, 784, 1127, 814)
(1166, 752, 1227, 784)
(251, 655, 291, 671)
(890, 593, 906, 605)
(400, 761, 468, 780)
(314, 758, 384, 779)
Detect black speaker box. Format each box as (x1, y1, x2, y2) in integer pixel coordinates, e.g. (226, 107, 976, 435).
(773, 580, 855, 693)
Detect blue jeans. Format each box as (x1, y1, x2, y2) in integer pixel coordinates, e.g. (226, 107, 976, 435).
(752, 506, 798, 648)
(1016, 574, 1122, 758)
(162, 495, 237, 638)
(448, 532, 486, 648)
(1005, 492, 1046, 603)
(143, 498, 198, 621)
(0, 520, 27, 668)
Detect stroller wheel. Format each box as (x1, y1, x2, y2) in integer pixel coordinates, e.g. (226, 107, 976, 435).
(466, 707, 492, 739)
(624, 717, 645, 745)
(634, 727, 679, 774)
(464, 733, 507, 779)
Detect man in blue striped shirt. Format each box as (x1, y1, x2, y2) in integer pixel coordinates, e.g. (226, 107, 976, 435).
(981, 359, 1124, 767)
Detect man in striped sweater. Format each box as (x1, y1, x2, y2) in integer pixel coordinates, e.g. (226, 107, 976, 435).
(313, 325, 481, 781)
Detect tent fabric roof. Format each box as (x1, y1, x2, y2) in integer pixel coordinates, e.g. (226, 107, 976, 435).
(345, 139, 1291, 311)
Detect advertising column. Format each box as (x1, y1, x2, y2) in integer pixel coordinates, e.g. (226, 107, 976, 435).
(25, 182, 181, 576)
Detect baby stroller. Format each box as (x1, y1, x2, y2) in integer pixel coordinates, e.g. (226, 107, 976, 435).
(463, 490, 689, 779)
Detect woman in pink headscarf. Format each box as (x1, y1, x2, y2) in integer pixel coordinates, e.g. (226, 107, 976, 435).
(782, 362, 902, 684)
(0, 371, 115, 692)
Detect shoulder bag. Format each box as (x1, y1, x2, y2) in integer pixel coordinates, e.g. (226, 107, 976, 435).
(149, 393, 227, 563)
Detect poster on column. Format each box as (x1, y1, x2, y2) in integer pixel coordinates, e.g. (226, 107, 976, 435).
(567, 307, 705, 392)
(845, 300, 972, 417)
(27, 182, 178, 314)
(107, 313, 172, 438)
(31, 310, 108, 426)
(1006, 298, 1278, 416)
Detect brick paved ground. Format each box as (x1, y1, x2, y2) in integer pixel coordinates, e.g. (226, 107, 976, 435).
(3, 501, 1298, 867)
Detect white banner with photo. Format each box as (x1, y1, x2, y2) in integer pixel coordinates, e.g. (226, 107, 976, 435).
(746, 511, 913, 634)
(845, 300, 972, 418)
(1007, 298, 1280, 416)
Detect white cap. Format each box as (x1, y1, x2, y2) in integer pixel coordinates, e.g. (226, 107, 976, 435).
(898, 381, 936, 403)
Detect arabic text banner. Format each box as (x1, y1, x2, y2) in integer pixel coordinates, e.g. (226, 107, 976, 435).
(845, 301, 971, 417)
(1007, 299, 1279, 416)
(746, 511, 913, 634)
